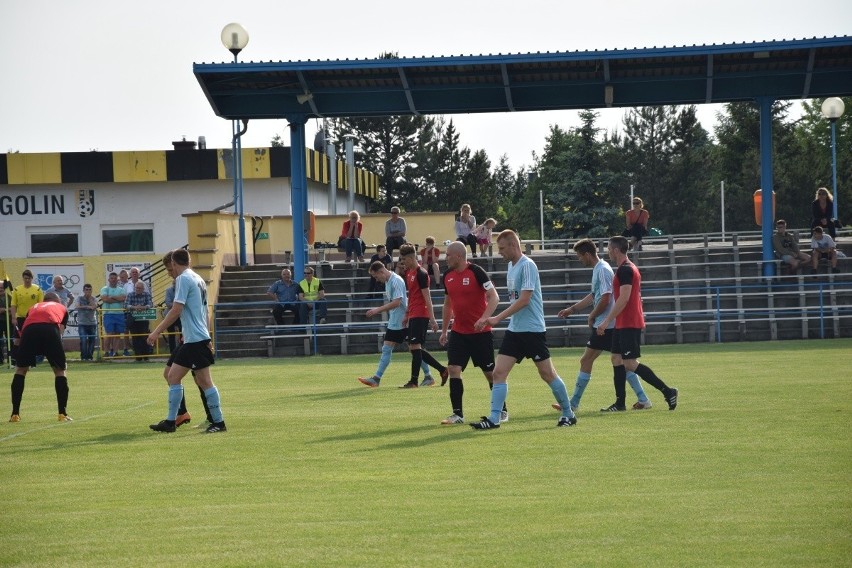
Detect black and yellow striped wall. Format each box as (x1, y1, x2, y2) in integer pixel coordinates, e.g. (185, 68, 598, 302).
(0, 147, 379, 199)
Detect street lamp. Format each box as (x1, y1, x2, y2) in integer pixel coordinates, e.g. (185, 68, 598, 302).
(821, 97, 845, 220)
(221, 23, 250, 266)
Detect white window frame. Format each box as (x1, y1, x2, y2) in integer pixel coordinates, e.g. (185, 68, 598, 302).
(27, 225, 81, 257)
(101, 223, 155, 254)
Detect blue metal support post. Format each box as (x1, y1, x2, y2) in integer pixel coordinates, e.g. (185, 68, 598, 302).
(758, 97, 776, 278)
(289, 117, 308, 276)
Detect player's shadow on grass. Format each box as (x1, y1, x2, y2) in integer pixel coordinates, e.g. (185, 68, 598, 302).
(0, 430, 152, 456)
(312, 413, 547, 451)
(298, 387, 382, 402)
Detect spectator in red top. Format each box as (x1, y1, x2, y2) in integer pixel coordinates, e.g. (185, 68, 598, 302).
(437, 241, 504, 425)
(596, 236, 679, 411)
(341, 210, 365, 263)
(398, 243, 448, 389)
(419, 236, 442, 287)
(8, 292, 73, 423)
(624, 197, 650, 251)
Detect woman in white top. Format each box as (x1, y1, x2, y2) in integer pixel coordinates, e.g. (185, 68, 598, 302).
(454, 203, 478, 257)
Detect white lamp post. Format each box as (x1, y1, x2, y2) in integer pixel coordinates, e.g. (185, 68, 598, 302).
(221, 23, 250, 265)
(821, 97, 845, 220)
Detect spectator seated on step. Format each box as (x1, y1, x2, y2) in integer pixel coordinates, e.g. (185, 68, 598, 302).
(298, 266, 328, 325)
(810, 226, 840, 274)
(267, 268, 301, 325)
(772, 219, 810, 273)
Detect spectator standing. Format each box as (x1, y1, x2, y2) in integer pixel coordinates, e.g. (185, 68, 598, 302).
(8, 292, 73, 423)
(596, 236, 679, 411)
(419, 237, 442, 287)
(147, 248, 226, 434)
(556, 239, 651, 412)
(810, 226, 840, 274)
(74, 284, 98, 361)
(454, 203, 478, 256)
(45, 275, 75, 308)
(438, 241, 505, 425)
(624, 197, 650, 251)
(267, 268, 301, 326)
(298, 266, 328, 325)
(472, 218, 497, 257)
(125, 281, 153, 360)
(772, 219, 811, 273)
(397, 243, 449, 389)
(385, 206, 407, 259)
(10, 270, 44, 329)
(470, 230, 577, 429)
(341, 211, 365, 262)
(367, 245, 393, 299)
(811, 187, 837, 239)
(121, 267, 148, 356)
(99, 272, 126, 358)
(1, 278, 12, 364)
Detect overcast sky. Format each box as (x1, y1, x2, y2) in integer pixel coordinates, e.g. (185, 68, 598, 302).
(1, 0, 849, 171)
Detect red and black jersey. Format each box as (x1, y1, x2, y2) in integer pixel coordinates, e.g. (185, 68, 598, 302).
(405, 267, 430, 318)
(443, 263, 493, 334)
(613, 260, 644, 329)
(22, 301, 69, 331)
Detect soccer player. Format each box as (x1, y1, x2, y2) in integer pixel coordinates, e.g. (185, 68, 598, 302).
(555, 238, 651, 412)
(146, 249, 226, 433)
(8, 292, 73, 422)
(437, 241, 505, 425)
(471, 230, 577, 429)
(357, 261, 433, 387)
(159, 250, 213, 429)
(596, 236, 678, 410)
(397, 243, 449, 388)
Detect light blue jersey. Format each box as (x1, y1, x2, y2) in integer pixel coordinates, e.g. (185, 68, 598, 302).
(385, 272, 408, 330)
(591, 258, 615, 329)
(506, 255, 546, 332)
(174, 268, 210, 343)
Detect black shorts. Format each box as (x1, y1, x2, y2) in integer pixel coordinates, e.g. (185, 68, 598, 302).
(498, 330, 550, 363)
(586, 327, 614, 352)
(612, 328, 642, 360)
(405, 317, 429, 345)
(17, 323, 67, 369)
(384, 327, 407, 344)
(447, 331, 495, 372)
(172, 339, 215, 371)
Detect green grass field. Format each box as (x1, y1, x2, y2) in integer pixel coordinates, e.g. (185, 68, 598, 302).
(1, 339, 850, 567)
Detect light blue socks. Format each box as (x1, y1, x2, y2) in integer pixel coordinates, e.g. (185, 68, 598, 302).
(204, 386, 223, 423)
(489, 383, 508, 424)
(626, 371, 649, 403)
(375, 344, 393, 378)
(167, 384, 183, 421)
(570, 371, 591, 408)
(550, 377, 575, 419)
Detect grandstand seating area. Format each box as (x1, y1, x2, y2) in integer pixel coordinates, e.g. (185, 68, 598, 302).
(212, 231, 852, 358)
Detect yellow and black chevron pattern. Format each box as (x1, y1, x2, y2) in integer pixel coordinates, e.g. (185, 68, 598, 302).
(0, 148, 378, 199)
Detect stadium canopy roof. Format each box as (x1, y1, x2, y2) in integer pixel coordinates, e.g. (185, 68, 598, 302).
(194, 36, 852, 120)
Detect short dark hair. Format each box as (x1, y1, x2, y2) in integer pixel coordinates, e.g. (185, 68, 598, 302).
(162, 250, 174, 265)
(369, 261, 385, 274)
(573, 238, 597, 256)
(608, 236, 629, 254)
(399, 243, 416, 257)
(172, 249, 190, 266)
(22, 269, 33, 278)
(43, 292, 60, 303)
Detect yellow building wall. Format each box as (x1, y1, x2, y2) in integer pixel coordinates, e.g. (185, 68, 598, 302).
(6, 153, 62, 185)
(112, 151, 167, 182)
